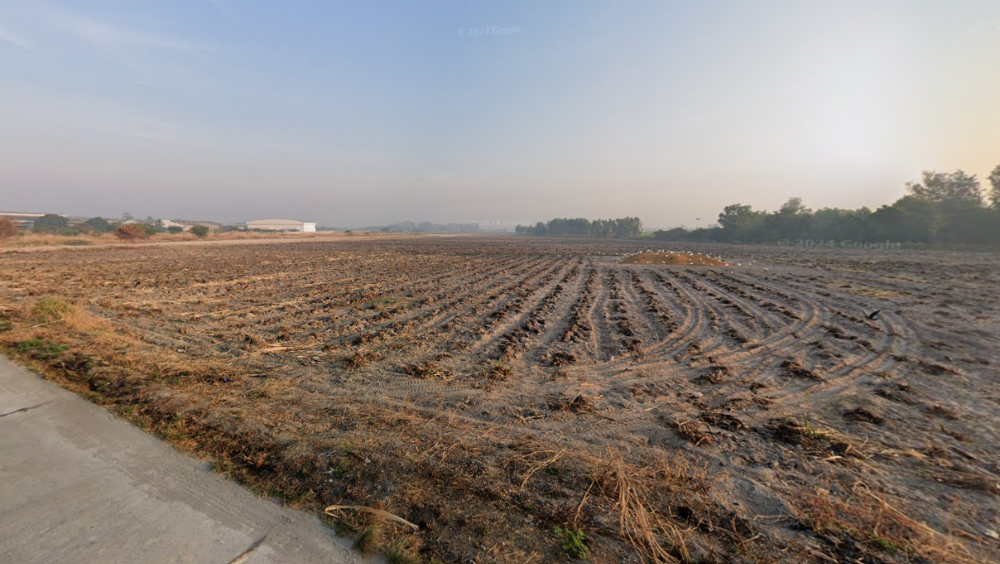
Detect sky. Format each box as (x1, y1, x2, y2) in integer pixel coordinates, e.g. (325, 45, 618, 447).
(2, 1, 999, 229)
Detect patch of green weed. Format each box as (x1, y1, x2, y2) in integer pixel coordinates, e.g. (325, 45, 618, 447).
(555, 526, 589, 559)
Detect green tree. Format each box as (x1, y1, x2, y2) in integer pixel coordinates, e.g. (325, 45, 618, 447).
(988, 164, 1000, 209)
(906, 171, 987, 243)
(83, 217, 113, 233)
(516, 217, 640, 238)
(190, 225, 210, 238)
(547, 218, 591, 237)
(779, 196, 811, 215)
(33, 214, 69, 233)
(589, 219, 612, 238)
(868, 196, 939, 243)
(825, 209, 872, 241)
(906, 170, 983, 207)
(167, 226, 184, 234)
(612, 217, 642, 238)
(718, 204, 765, 242)
(653, 227, 689, 241)
(687, 226, 724, 241)
(947, 207, 995, 244)
(763, 197, 812, 241)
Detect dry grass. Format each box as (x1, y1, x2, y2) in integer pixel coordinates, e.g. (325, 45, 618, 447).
(1, 296, 244, 400)
(792, 480, 990, 564)
(3, 293, 985, 564)
(1, 233, 111, 247)
(673, 418, 713, 446)
(599, 451, 690, 563)
(114, 224, 151, 241)
(0, 218, 19, 239)
(325, 505, 419, 531)
(0, 297, 429, 561)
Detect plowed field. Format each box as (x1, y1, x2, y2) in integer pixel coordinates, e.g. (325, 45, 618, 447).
(2, 236, 998, 563)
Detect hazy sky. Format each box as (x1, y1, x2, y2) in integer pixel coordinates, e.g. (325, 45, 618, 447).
(2, 1, 999, 228)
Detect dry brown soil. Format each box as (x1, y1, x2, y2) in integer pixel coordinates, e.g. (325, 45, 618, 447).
(621, 252, 729, 267)
(1, 236, 999, 563)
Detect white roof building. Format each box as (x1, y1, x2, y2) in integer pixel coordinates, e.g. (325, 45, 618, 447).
(161, 219, 225, 231)
(246, 219, 317, 232)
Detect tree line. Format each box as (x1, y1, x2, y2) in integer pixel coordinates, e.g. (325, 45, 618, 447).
(383, 220, 481, 233)
(3, 215, 212, 239)
(655, 167, 1000, 245)
(515, 217, 643, 238)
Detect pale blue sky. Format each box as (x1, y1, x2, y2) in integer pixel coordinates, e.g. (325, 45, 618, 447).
(2, 1, 999, 227)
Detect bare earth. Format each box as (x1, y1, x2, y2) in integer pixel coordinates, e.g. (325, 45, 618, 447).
(1, 236, 998, 563)
(620, 252, 729, 267)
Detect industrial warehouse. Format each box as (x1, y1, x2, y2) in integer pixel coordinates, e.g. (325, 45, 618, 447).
(245, 219, 317, 232)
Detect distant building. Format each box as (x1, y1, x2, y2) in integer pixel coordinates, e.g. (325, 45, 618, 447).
(246, 219, 317, 232)
(161, 219, 225, 231)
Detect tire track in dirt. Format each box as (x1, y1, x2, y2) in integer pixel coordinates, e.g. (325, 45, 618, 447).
(636, 270, 709, 363)
(746, 276, 916, 419)
(672, 271, 757, 357)
(705, 271, 824, 366)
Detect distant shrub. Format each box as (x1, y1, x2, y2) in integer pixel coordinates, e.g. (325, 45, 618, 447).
(115, 224, 150, 241)
(0, 218, 17, 239)
(190, 225, 210, 238)
(167, 226, 184, 234)
(83, 217, 113, 233)
(140, 223, 159, 236)
(33, 214, 69, 233)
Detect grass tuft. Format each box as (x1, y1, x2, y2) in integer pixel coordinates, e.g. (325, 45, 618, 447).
(386, 537, 421, 564)
(33, 296, 74, 323)
(354, 525, 384, 554)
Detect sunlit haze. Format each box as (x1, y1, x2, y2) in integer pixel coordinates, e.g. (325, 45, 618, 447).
(2, 1, 999, 227)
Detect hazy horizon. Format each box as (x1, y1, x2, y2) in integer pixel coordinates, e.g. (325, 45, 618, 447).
(3, 1, 1000, 229)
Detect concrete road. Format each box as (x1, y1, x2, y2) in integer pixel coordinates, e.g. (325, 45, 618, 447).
(0, 356, 370, 564)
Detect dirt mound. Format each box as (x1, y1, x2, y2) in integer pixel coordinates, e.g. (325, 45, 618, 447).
(620, 251, 728, 266)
